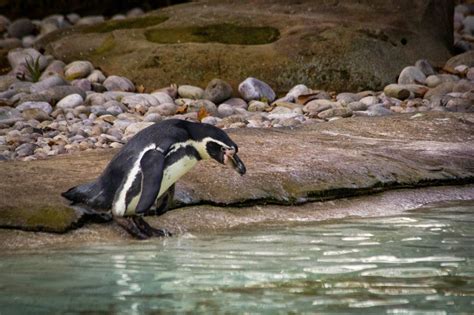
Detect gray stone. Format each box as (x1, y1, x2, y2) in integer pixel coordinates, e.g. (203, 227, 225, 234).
(16, 101, 53, 114)
(398, 66, 426, 85)
(71, 79, 92, 92)
(21, 109, 50, 122)
(303, 99, 335, 116)
(40, 86, 87, 104)
(0, 107, 22, 126)
(187, 100, 217, 115)
(8, 18, 36, 38)
(76, 16, 105, 25)
(121, 94, 160, 112)
(103, 75, 135, 92)
(201, 116, 220, 126)
(217, 104, 235, 117)
(383, 84, 428, 100)
(87, 93, 111, 106)
(30, 75, 69, 93)
(414, 59, 435, 76)
(7, 48, 48, 72)
(367, 104, 393, 116)
(238, 77, 276, 102)
(359, 96, 380, 106)
(124, 122, 154, 137)
(150, 92, 174, 104)
(0, 38, 22, 50)
(64, 61, 94, 80)
(424, 82, 456, 100)
(0, 75, 19, 92)
(463, 16, 474, 35)
(147, 103, 177, 116)
(446, 98, 473, 112)
(204, 79, 233, 104)
(336, 92, 361, 105)
(284, 84, 311, 103)
(318, 108, 352, 120)
(220, 98, 248, 109)
(56, 94, 84, 110)
(426, 74, 459, 88)
(21, 36, 36, 48)
(87, 70, 106, 83)
(144, 113, 162, 123)
(248, 100, 270, 112)
(66, 13, 80, 25)
(347, 101, 367, 111)
(105, 103, 124, 116)
(39, 60, 66, 81)
(178, 85, 205, 99)
(15, 143, 37, 157)
(467, 67, 474, 81)
(453, 80, 474, 93)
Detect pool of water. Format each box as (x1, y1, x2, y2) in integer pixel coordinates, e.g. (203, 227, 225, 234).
(1, 200, 473, 314)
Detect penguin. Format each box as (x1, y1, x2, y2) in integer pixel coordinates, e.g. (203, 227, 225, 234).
(62, 119, 246, 239)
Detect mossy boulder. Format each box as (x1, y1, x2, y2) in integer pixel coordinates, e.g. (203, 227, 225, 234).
(35, 0, 454, 94)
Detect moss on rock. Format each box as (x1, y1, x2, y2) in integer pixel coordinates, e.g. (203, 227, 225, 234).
(145, 23, 280, 45)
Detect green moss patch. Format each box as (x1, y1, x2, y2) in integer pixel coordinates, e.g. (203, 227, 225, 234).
(145, 23, 280, 45)
(83, 15, 168, 33)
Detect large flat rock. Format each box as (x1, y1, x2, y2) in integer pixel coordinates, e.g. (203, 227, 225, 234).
(35, 0, 453, 93)
(0, 112, 473, 234)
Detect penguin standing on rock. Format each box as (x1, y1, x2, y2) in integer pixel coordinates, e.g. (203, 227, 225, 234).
(62, 119, 246, 239)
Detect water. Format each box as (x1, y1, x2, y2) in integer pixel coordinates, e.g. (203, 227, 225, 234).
(1, 200, 473, 314)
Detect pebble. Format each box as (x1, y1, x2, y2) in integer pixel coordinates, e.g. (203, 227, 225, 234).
(178, 85, 205, 99)
(39, 60, 66, 80)
(147, 103, 177, 116)
(248, 100, 270, 112)
(217, 104, 236, 117)
(56, 94, 84, 109)
(220, 98, 248, 109)
(187, 100, 218, 115)
(87, 70, 106, 83)
(426, 74, 459, 88)
(16, 101, 53, 114)
(124, 122, 155, 137)
(204, 79, 233, 104)
(414, 59, 435, 76)
(30, 75, 69, 93)
(64, 61, 94, 80)
(318, 108, 352, 120)
(398, 66, 427, 85)
(7, 18, 36, 39)
(150, 91, 174, 104)
(103, 75, 135, 92)
(238, 77, 276, 102)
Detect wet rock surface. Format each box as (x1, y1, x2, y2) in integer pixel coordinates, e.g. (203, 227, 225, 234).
(0, 112, 473, 237)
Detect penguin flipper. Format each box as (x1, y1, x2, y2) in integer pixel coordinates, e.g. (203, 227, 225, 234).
(135, 149, 165, 214)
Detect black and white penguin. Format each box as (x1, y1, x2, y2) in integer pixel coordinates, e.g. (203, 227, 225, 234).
(62, 119, 246, 239)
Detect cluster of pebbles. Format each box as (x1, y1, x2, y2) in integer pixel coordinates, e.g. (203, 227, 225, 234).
(0, 6, 473, 162)
(454, 3, 474, 52)
(0, 8, 146, 49)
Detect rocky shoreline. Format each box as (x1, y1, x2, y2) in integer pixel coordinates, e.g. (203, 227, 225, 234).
(0, 4, 473, 162)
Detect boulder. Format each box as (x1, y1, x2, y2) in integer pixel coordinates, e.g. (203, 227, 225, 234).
(35, 0, 454, 93)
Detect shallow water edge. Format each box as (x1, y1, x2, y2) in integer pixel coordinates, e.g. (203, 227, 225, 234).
(0, 184, 473, 251)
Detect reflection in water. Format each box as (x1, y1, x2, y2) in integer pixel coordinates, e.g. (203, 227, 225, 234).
(0, 200, 473, 314)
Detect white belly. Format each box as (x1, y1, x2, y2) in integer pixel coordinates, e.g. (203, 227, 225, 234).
(158, 156, 198, 197)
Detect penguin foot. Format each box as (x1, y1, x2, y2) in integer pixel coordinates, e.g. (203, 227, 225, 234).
(133, 216, 172, 237)
(113, 216, 150, 240)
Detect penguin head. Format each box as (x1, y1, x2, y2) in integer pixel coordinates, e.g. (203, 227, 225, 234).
(189, 123, 246, 175)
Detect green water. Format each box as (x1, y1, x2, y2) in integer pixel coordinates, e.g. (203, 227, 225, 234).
(1, 201, 473, 314)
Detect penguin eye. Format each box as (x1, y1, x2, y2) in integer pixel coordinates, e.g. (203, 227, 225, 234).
(221, 146, 227, 152)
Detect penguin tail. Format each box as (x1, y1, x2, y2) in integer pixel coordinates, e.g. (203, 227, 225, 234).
(62, 181, 103, 206)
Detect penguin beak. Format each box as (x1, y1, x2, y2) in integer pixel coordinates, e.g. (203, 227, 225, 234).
(224, 148, 246, 175)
